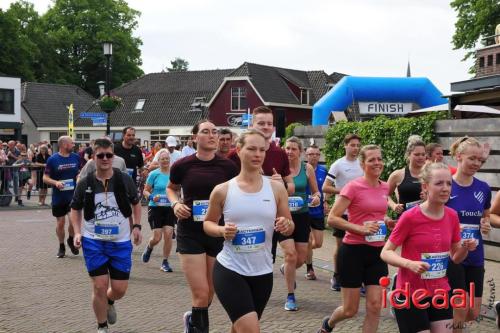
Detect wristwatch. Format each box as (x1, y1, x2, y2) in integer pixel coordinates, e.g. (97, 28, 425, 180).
(132, 224, 142, 231)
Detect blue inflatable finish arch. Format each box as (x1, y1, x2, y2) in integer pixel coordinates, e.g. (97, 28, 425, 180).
(312, 76, 447, 125)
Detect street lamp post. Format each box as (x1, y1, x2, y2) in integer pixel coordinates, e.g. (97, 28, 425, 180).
(102, 41, 113, 136)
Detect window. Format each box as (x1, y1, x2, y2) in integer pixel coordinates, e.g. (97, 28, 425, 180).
(300, 89, 310, 105)
(134, 99, 146, 112)
(231, 87, 247, 111)
(496, 54, 500, 65)
(479, 57, 485, 68)
(75, 133, 90, 141)
(487, 54, 493, 66)
(150, 130, 170, 142)
(49, 131, 68, 141)
(0, 89, 14, 115)
(190, 97, 205, 112)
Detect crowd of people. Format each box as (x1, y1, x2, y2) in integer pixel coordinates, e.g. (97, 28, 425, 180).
(5, 105, 500, 333)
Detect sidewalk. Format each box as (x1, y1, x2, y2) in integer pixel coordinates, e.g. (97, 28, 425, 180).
(0, 208, 498, 333)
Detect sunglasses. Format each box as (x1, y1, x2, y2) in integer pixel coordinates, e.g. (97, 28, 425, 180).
(96, 153, 114, 159)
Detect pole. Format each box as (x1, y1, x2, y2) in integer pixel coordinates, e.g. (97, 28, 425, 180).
(105, 54, 111, 136)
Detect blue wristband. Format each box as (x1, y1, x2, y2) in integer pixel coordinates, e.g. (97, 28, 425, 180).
(149, 194, 154, 200)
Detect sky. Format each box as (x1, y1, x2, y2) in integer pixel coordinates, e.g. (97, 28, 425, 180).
(0, 0, 474, 94)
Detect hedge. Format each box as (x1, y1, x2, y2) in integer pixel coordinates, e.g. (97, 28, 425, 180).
(323, 112, 449, 180)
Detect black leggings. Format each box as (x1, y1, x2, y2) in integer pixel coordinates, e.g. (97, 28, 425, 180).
(213, 260, 273, 323)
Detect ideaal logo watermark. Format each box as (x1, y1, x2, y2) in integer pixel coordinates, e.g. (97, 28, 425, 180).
(379, 277, 496, 329)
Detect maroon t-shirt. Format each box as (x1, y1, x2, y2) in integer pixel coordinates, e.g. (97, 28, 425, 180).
(228, 141, 290, 177)
(170, 154, 238, 231)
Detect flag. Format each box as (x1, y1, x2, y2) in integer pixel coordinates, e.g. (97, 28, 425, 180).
(68, 104, 74, 139)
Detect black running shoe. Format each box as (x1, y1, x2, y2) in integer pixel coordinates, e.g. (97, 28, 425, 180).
(57, 245, 66, 258)
(67, 237, 79, 255)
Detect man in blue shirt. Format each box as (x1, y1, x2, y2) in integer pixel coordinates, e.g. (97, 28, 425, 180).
(43, 136, 81, 258)
(304, 145, 328, 280)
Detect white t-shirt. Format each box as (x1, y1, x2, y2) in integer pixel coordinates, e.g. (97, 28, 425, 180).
(327, 156, 364, 194)
(153, 148, 182, 166)
(181, 145, 196, 157)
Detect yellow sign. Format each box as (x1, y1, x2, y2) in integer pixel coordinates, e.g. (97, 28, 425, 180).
(68, 104, 74, 139)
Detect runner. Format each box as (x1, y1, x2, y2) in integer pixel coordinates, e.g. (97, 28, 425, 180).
(446, 136, 492, 332)
(141, 149, 175, 272)
(304, 144, 328, 280)
(279, 136, 320, 311)
(43, 136, 81, 258)
(70, 137, 142, 333)
(322, 133, 363, 291)
(216, 128, 233, 158)
(113, 127, 144, 182)
(166, 120, 238, 333)
(381, 162, 477, 333)
(33, 144, 50, 206)
(227, 106, 294, 195)
(204, 129, 294, 333)
(317, 144, 392, 333)
(426, 142, 457, 175)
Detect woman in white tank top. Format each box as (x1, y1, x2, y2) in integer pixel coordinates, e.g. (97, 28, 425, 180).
(204, 129, 294, 333)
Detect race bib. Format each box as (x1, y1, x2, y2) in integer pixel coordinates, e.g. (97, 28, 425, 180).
(364, 220, 387, 242)
(288, 196, 305, 212)
(421, 252, 449, 279)
(461, 224, 480, 243)
(405, 200, 421, 210)
(232, 226, 265, 252)
(155, 194, 170, 207)
(60, 179, 75, 191)
(192, 200, 209, 222)
(94, 219, 119, 241)
(126, 168, 134, 177)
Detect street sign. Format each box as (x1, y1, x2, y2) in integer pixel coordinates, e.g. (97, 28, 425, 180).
(241, 113, 252, 127)
(92, 116, 107, 126)
(80, 112, 106, 119)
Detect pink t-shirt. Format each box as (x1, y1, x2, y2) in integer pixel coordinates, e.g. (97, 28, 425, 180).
(389, 206, 461, 294)
(341, 177, 389, 247)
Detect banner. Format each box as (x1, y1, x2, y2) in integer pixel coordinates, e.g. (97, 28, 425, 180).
(68, 104, 74, 138)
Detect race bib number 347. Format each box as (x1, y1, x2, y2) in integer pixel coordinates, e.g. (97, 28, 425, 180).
(232, 226, 265, 252)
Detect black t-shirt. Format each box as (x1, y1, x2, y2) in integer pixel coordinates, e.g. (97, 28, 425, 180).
(114, 142, 144, 179)
(84, 147, 93, 159)
(170, 154, 238, 232)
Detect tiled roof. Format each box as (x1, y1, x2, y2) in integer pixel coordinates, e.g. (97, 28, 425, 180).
(227, 62, 342, 106)
(21, 82, 95, 127)
(88, 69, 234, 127)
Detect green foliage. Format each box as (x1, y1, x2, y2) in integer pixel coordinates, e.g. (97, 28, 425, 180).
(0, 0, 143, 96)
(167, 57, 189, 72)
(323, 113, 449, 180)
(282, 122, 302, 145)
(450, 0, 500, 64)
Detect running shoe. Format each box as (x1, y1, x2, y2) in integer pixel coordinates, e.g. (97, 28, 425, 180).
(56, 245, 65, 258)
(67, 237, 79, 255)
(97, 327, 109, 333)
(330, 276, 340, 291)
(284, 296, 298, 311)
(160, 259, 173, 272)
(305, 269, 317, 280)
(317, 316, 333, 333)
(495, 301, 500, 329)
(142, 245, 153, 263)
(107, 303, 117, 325)
(17, 200, 24, 206)
(183, 311, 192, 333)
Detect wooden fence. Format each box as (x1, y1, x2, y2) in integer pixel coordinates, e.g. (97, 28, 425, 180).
(293, 118, 500, 261)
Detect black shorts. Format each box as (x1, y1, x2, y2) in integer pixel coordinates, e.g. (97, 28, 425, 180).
(52, 203, 71, 218)
(176, 225, 223, 257)
(447, 261, 484, 298)
(213, 260, 273, 323)
(310, 217, 325, 231)
(332, 214, 347, 238)
(147, 206, 176, 229)
(394, 294, 453, 333)
(337, 243, 388, 288)
(277, 212, 310, 243)
(88, 262, 130, 280)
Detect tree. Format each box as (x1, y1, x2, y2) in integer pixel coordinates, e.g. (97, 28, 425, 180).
(167, 57, 189, 72)
(451, 0, 500, 62)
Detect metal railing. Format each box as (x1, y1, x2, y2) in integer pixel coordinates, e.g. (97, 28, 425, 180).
(0, 165, 52, 207)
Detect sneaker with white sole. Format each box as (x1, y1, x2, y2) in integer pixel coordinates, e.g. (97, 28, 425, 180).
(97, 327, 109, 333)
(305, 269, 317, 280)
(330, 276, 340, 291)
(317, 316, 334, 333)
(107, 304, 117, 325)
(284, 296, 298, 311)
(183, 311, 192, 333)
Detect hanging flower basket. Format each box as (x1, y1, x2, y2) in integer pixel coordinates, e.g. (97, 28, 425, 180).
(99, 95, 123, 113)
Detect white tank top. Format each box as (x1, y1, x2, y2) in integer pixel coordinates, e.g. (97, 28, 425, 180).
(217, 176, 277, 276)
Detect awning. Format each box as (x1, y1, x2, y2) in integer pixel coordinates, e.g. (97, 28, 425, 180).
(408, 104, 500, 115)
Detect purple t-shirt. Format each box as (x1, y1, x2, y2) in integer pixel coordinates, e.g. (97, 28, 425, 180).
(446, 177, 491, 266)
(169, 154, 238, 232)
